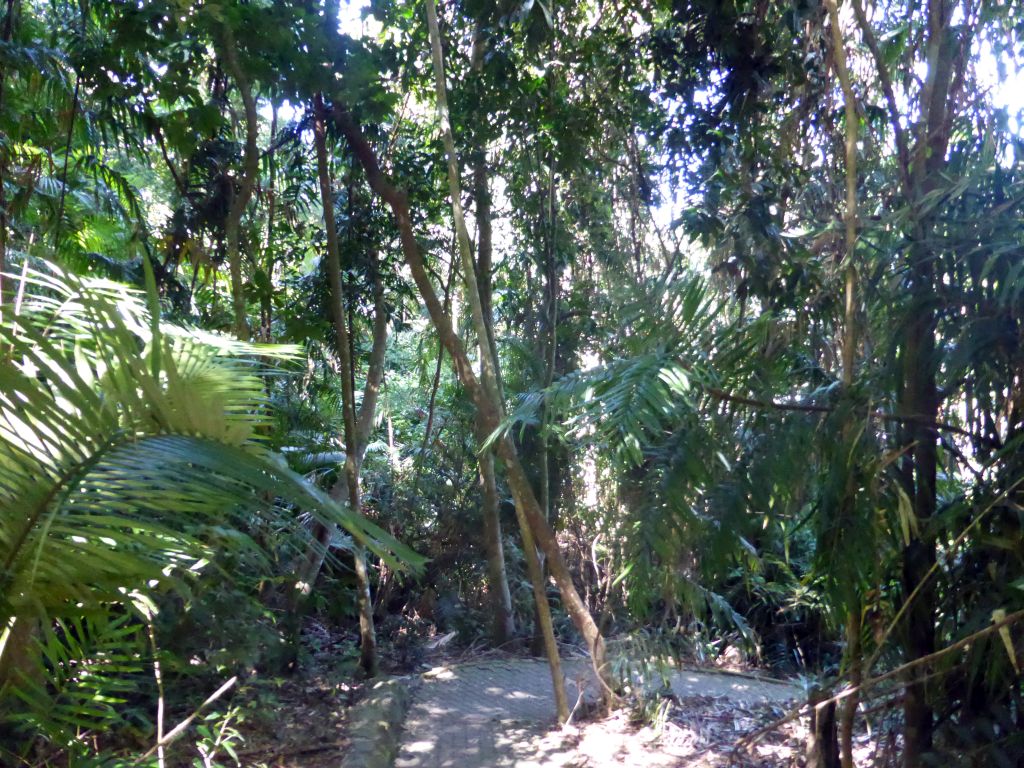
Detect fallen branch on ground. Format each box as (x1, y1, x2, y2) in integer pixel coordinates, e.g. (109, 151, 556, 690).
(135, 676, 238, 763)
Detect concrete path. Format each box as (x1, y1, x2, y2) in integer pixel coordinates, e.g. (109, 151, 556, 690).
(393, 658, 798, 768)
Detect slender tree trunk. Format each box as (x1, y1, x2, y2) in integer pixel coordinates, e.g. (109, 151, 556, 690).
(839, 611, 861, 766)
(313, 93, 376, 676)
(217, 25, 259, 340)
(826, 0, 859, 394)
(53, 74, 80, 250)
(424, 0, 567, 719)
(824, 4, 861, 765)
(475, 177, 515, 645)
(261, 103, 278, 342)
(477, 426, 515, 644)
(420, 260, 454, 457)
(350, 545, 376, 676)
(533, 156, 559, 656)
(469, 33, 515, 645)
(334, 101, 611, 713)
(357, 255, 389, 452)
(0, 0, 17, 309)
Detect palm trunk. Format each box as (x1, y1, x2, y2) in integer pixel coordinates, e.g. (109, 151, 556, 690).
(897, 284, 938, 764)
(898, 5, 961, 759)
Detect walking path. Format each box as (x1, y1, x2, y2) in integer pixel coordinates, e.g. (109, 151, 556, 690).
(393, 658, 799, 768)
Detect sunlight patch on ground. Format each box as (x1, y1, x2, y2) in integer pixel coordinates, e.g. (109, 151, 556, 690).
(404, 740, 436, 754)
(422, 665, 455, 680)
(505, 690, 540, 700)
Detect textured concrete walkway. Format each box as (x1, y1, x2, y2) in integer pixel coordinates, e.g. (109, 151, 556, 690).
(393, 658, 798, 768)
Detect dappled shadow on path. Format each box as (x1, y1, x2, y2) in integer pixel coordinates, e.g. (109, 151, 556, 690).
(394, 659, 582, 767)
(394, 658, 799, 768)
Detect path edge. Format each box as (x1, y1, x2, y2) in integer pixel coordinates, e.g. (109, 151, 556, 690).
(340, 676, 416, 768)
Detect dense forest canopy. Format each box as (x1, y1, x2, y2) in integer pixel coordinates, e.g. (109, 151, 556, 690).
(1, 0, 1023, 765)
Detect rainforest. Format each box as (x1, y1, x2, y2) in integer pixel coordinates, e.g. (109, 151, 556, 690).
(1, 1, 1022, 766)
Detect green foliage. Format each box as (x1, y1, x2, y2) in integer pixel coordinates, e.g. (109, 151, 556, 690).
(9, 613, 146, 748)
(3, 0, 1024, 760)
(0, 263, 419, 760)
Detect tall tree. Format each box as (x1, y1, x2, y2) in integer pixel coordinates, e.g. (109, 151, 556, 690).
(216, 21, 260, 340)
(335, 104, 612, 702)
(469, 17, 516, 649)
(309, 92, 386, 676)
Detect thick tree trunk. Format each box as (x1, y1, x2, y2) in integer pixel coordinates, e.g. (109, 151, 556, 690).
(807, 687, 841, 768)
(334, 96, 610, 708)
(898, 4, 961, 760)
(313, 93, 377, 676)
(898, 316, 938, 764)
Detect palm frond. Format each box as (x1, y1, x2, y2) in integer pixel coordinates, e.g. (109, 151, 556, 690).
(497, 275, 720, 468)
(0, 262, 421, 653)
(8, 613, 145, 745)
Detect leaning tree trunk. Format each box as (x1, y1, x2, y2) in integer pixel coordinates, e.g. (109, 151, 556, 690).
(312, 93, 377, 676)
(532, 153, 559, 657)
(424, 0, 567, 719)
(334, 100, 610, 714)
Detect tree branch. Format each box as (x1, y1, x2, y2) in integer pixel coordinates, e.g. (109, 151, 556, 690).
(850, 0, 913, 196)
(703, 385, 993, 445)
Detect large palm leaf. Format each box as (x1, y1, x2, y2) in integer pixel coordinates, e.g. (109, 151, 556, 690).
(0, 263, 420, 682)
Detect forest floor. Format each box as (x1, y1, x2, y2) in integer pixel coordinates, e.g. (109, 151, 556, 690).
(394, 656, 806, 767)
(228, 626, 884, 768)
